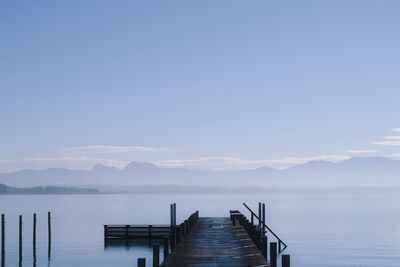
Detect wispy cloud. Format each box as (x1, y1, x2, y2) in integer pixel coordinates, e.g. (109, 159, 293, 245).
(374, 135, 400, 145)
(342, 149, 377, 154)
(389, 153, 400, 159)
(384, 136, 400, 140)
(371, 128, 400, 146)
(152, 154, 351, 171)
(63, 145, 175, 153)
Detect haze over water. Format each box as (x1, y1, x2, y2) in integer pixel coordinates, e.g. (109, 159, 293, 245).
(1, 190, 399, 267)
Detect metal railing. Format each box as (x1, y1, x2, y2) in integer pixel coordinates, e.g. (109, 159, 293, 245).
(243, 202, 287, 253)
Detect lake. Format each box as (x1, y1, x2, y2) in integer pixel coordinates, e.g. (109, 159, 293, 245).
(0, 191, 399, 267)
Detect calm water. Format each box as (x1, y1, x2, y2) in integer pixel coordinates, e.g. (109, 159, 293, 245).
(0, 191, 399, 267)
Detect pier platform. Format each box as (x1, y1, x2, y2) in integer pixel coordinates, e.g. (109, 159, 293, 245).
(161, 217, 269, 267)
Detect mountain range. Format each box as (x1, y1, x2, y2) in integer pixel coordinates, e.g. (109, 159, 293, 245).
(0, 157, 399, 190)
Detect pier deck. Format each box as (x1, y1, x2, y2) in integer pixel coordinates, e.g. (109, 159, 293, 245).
(161, 217, 270, 267)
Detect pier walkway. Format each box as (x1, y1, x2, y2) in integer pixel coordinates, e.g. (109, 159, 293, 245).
(161, 217, 269, 267)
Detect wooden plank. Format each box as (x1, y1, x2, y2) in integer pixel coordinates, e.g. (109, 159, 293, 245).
(161, 217, 269, 267)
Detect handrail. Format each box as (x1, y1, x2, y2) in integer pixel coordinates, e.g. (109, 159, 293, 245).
(243, 203, 287, 252)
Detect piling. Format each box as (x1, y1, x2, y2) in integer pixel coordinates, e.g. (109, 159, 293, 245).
(19, 215, 22, 265)
(262, 203, 266, 235)
(261, 236, 268, 259)
(170, 227, 176, 251)
(180, 223, 184, 238)
(104, 225, 108, 245)
(282, 254, 290, 267)
(258, 202, 262, 227)
(184, 220, 189, 234)
(176, 227, 181, 243)
(48, 211, 51, 259)
(153, 244, 160, 267)
(138, 258, 146, 267)
(170, 204, 173, 226)
(173, 203, 176, 226)
(270, 242, 277, 267)
(1, 214, 4, 266)
(163, 237, 169, 260)
(33, 213, 36, 261)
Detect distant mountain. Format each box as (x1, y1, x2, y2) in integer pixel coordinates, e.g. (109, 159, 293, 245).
(0, 157, 399, 189)
(0, 183, 98, 194)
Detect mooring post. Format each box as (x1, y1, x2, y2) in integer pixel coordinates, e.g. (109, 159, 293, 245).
(262, 203, 266, 235)
(176, 226, 181, 242)
(250, 225, 257, 243)
(170, 204, 173, 227)
(176, 226, 181, 243)
(19, 215, 22, 265)
(170, 227, 176, 251)
(258, 202, 262, 228)
(125, 225, 129, 246)
(163, 237, 169, 260)
(180, 223, 185, 238)
(48, 211, 51, 259)
(137, 258, 146, 267)
(282, 254, 290, 267)
(149, 225, 153, 239)
(261, 236, 268, 259)
(1, 214, 5, 265)
(153, 244, 160, 267)
(251, 213, 254, 225)
(185, 220, 189, 234)
(104, 225, 108, 246)
(270, 242, 277, 267)
(33, 213, 37, 261)
(173, 203, 176, 227)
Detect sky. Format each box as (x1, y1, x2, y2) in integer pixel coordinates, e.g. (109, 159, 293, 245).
(1, 0, 400, 172)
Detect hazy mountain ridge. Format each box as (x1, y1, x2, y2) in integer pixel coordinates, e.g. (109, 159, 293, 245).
(0, 157, 399, 188)
(0, 183, 98, 194)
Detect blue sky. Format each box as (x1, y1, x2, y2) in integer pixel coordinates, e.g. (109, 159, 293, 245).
(1, 1, 400, 172)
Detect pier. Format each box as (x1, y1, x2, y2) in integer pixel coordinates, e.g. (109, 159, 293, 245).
(105, 203, 290, 267)
(161, 216, 269, 267)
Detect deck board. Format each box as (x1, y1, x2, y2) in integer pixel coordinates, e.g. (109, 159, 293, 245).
(161, 217, 269, 267)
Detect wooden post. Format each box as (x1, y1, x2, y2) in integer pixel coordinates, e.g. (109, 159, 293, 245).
(278, 240, 282, 253)
(251, 213, 254, 225)
(153, 244, 160, 267)
(137, 258, 146, 267)
(185, 220, 189, 234)
(262, 203, 266, 235)
(176, 226, 181, 243)
(1, 214, 4, 266)
(125, 225, 129, 246)
(33, 213, 37, 261)
(149, 225, 153, 239)
(250, 225, 257, 242)
(19, 215, 22, 265)
(170, 226, 175, 251)
(163, 237, 169, 260)
(282, 254, 290, 267)
(173, 203, 176, 227)
(255, 228, 262, 250)
(180, 223, 185, 238)
(270, 242, 277, 267)
(104, 225, 108, 246)
(261, 236, 268, 259)
(48, 211, 51, 259)
(170, 204, 173, 227)
(258, 202, 262, 227)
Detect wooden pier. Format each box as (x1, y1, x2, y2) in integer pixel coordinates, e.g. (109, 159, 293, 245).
(105, 203, 290, 267)
(161, 216, 269, 267)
